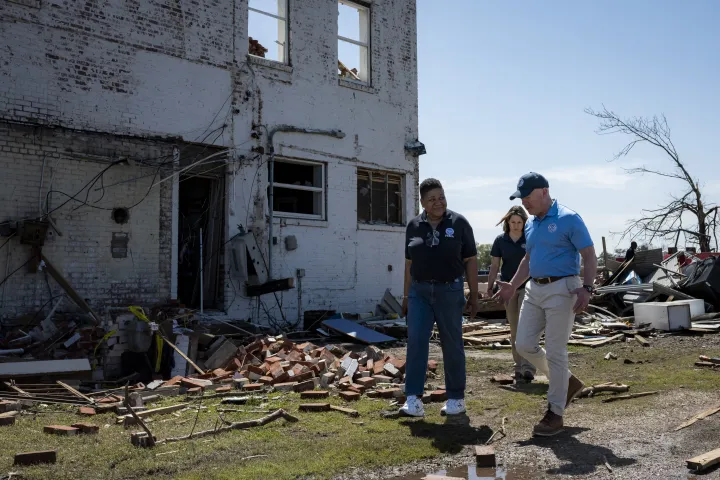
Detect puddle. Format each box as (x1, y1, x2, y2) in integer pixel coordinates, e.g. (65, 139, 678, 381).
(391, 464, 538, 480)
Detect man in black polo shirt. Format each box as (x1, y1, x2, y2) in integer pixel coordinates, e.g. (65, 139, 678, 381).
(400, 178, 478, 417)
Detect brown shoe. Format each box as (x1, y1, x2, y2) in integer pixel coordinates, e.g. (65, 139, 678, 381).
(533, 409, 563, 436)
(566, 374, 584, 408)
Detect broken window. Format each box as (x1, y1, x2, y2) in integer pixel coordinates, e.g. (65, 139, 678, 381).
(338, 0, 370, 83)
(271, 159, 325, 219)
(248, 0, 288, 63)
(357, 169, 403, 225)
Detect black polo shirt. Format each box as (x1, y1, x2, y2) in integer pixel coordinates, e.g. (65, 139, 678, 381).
(405, 209, 477, 282)
(490, 233, 527, 282)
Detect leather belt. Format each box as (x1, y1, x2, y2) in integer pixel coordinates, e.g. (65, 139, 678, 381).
(532, 275, 570, 285)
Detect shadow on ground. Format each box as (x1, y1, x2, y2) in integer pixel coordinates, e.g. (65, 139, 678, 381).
(401, 414, 493, 454)
(517, 426, 637, 475)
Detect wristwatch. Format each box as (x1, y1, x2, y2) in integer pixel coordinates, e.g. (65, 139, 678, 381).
(582, 284, 594, 294)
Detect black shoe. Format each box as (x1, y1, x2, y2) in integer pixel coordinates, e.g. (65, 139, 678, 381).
(523, 371, 535, 383)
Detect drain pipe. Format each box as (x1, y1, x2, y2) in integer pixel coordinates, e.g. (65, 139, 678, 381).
(266, 126, 345, 279)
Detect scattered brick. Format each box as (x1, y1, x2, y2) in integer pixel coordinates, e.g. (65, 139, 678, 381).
(0, 401, 20, 413)
(292, 371, 315, 383)
(299, 403, 331, 412)
(14, 450, 57, 466)
(427, 360, 438, 372)
(0, 416, 16, 426)
(259, 376, 274, 385)
(293, 379, 316, 393)
(373, 374, 393, 383)
(181, 378, 209, 390)
(187, 387, 203, 395)
(216, 386, 232, 393)
(373, 360, 386, 375)
(491, 374, 514, 385)
(243, 383, 264, 391)
(356, 377, 376, 388)
(475, 445, 496, 467)
(273, 382, 297, 392)
(71, 423, 99, 434)
(390, 358, 406, 373)
(339, 391, 361, 402)
(430, 390, 447, 402)
(383, 363, 401, 378)
(78, 407, 96, 416)
(44, 425, 79, 436)
(300, 390, 329, 399)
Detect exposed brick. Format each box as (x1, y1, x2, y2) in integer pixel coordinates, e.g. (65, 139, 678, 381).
(356, 377, 376, 388)
(216, 386, 232, 393)
(300, 390, 329, 399)
(339, 391, 361, 402)
(0, 416, 16, 426)
(71, 423, 100, 434)
(78, 407, 96, 416)
(0, 401, 20, 413)
(430, 390, 447, 402)
(243, 383, 263, 391)
(273, 382, 297, 392)
(14, 450, 57, 466)
(44, 425, 79, 436)
(299, 403, 330, 412)
(475, 445, 496, 467)
(293, 379, 316, 393)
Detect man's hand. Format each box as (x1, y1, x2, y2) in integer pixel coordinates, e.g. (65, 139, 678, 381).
(465, 295, 478, 319)
(493, 281, 516, 305)
(571, 287, 591, 313)
(485, 285, 494, 299)
(401, 298, 408, 318)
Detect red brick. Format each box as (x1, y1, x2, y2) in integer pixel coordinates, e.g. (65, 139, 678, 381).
(367, 358, 374, 371)
(299, 403, 331, 412)
(287, 351, 304, 363)
(0, 400, 20, 413)
(180, 378, 208, 390)
(293, 379, 316, 393)
(227, 357, 243, 371)
(212, 368, 232, 379)
(71, 423, 99, 434)
(244, 383, 264, 391)
(216, 386, 232, 393)
(44, 425, 79, 436)
(356, 377, 376, 388)
(374, 388, 401, 399)
(339, 391, 361, 401)
(373, 360, 385, 375)
(338, 376, 351, 385)
(0, 416, 16, 426)
(259, 376, 274, 385)
(292, 371, 314, 383)
(187, 387, 202, 395)
(247, 365, 267, 376)
(300, 390, 329, 399)
(430, 390, 447, 402)
(390, 358, 406, 373)
(14, 450, 57, 466)
(271, 372, 290, 384)
(273, 382, 297, 392)
(475, 445, 496, 467)
(78, 407, 96, 416)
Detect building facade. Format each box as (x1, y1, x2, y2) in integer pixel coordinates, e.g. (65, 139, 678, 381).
(0, 0, 420, 328)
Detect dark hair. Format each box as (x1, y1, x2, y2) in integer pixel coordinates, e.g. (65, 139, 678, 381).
(631, 241, 638, 248)
(419, 178, 443, 199)
(496, 205, 529, 233)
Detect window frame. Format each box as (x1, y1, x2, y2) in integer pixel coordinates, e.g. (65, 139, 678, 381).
(271, 158, 326, 221)
(248, 0, 289, 65)
(337, 0, 371, 84)
(357, 168, 405, 226)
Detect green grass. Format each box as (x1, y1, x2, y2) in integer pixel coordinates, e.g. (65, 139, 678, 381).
(2, 341, 719, 479)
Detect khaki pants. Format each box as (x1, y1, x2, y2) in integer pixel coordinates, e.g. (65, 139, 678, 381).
(516, 276, 582, 416)
(505, 288, 535, 376)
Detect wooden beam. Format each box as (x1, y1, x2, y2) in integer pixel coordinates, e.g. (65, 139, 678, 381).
(57, 381, 95, 404)
(158, 333, 205, 375)
(687, 447, 720, 472)
(39, 252, 100, 323)
(245, 277, 295, 297)
(675, 405, 720, 431)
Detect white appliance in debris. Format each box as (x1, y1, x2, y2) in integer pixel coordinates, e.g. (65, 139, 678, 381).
(633, 299, 705, 331)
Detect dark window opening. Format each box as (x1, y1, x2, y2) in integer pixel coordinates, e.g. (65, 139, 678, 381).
(357, 169, 403, 225)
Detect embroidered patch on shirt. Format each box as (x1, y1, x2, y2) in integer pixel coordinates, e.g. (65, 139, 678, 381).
(445, 228, 455, 238)
(548, 223, 557, 233)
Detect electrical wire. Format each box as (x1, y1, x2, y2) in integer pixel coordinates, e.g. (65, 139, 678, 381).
(0, 256, 36, 290)
(0, 234, 15, 253)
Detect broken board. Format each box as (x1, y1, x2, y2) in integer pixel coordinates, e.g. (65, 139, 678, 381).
(0, 359, 91, 379)
(687, 447, 720, 472)
(321, 318, 396, 344)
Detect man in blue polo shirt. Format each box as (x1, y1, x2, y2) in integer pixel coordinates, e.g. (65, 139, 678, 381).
(495, 172, 597, 437)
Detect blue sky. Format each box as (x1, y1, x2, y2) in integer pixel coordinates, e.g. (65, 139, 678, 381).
(417, 0, 720, 253)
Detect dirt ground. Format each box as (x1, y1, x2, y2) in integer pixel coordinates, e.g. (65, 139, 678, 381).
(334, 334, 720, 480)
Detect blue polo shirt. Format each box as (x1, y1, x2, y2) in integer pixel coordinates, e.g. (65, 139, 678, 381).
(525, 200, 593, 278)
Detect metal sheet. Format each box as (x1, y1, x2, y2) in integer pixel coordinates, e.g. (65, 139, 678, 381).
(321, 318, 396, 344)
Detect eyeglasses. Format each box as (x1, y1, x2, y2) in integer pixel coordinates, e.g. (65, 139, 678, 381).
(425, 230, 440, 247)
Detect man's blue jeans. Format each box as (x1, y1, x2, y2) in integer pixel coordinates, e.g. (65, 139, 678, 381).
(405, 278, 466, 400)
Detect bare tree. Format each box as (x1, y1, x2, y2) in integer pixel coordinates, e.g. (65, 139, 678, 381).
(586, 106, 718, 252)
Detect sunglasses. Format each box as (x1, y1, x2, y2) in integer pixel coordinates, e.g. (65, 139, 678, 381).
(425, 230, 440, 247)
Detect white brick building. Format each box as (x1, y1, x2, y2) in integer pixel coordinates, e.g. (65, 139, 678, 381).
(0, 0, 420, 329)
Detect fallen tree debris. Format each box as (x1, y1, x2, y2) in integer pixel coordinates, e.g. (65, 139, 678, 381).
(675, 405, 720, 431)
(601, 391, 659, 403)
(577, 383, 630, 398)
(159, 408, 298, 444)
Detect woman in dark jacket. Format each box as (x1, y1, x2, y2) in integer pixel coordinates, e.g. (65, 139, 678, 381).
(487, 205, 535, 383)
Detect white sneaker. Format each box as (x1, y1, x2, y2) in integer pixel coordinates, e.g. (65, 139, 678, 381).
(399, 395, 425, 417)
(440, 399, 466, 416)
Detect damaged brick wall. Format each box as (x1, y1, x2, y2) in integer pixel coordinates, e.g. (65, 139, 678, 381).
(0, 122, 175, 318)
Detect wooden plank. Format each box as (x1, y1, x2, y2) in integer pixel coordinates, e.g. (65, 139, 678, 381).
(675, 405, 720, 431)
(568, 333, 625, 348)
(158, 333, 205, 375)
(0, 359, 91, 378)
(57, 381, 94, 404)
(40, 253, 100, 323)
(246, 277, 295, 297)
(463, 328, 511, 337)
(601, 391, 659, 403)
(687, 447, 720, 472)
(634, 335, 650, 347)
(463, 334, 511, 344)
(116, 402, 190, 425)
(3, 382, 31, 397)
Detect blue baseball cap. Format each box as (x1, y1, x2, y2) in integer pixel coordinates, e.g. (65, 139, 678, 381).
(510, 172, 549, 200)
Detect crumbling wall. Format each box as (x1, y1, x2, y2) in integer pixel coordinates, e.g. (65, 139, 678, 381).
(0, 122, 174, 318)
